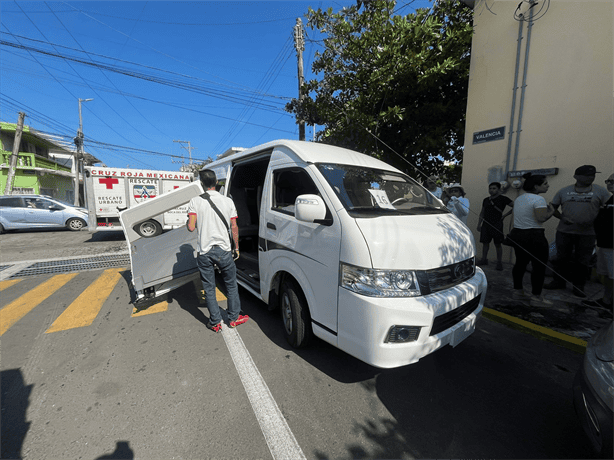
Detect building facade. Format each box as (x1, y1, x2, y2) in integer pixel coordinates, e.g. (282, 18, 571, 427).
(461, 0, 613, 248)
(1, 122, 100, 203)
(1, 122, 74, 199)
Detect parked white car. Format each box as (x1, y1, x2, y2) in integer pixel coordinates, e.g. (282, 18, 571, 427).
(573, 320, 613, 457)
(0, 194, 89, 233)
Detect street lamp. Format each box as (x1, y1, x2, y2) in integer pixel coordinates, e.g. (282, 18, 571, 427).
(74, 98, 93, 206)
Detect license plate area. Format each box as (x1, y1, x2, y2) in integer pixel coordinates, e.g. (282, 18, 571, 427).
(450, 315, 476, 347)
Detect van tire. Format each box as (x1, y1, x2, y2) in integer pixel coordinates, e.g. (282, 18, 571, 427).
(66, 218, 86, 231)
(280, 279, 312, 348)
(136, 220, 162, 238)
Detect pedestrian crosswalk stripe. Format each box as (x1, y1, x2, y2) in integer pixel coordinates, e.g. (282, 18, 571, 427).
(132, 301, 168, 317)
(0, 273, 78, 336)
(0, 279, 22, 291)
(46, 268, 124, 333)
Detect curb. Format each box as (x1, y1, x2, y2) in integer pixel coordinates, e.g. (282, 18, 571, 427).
(482, 307, 587, 354)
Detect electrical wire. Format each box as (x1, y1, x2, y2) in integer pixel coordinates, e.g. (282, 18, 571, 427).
(14, 4, 141, 142)
(212, 35, 295, 153)
(44, 2, 173, 140)
(0, 37, 290, 112)
(514, 0, 550, 22)
(61, 1, 294, 99)
(0, 31, 281, 97)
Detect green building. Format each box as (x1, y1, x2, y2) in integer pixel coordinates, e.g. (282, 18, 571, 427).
(1, 122, 92, 203)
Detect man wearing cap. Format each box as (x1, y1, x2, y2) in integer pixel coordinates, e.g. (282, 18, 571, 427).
(545, 165, 610, 296)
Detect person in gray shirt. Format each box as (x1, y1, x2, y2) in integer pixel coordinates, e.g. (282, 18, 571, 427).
(545, 165, 610, 297)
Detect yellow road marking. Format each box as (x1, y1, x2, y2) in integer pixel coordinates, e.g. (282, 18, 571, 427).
(0, 279, 22, 291)
(46, 268, 124, 333)
(132, 301, 168, 317)
(216, 288, 227, 301)
(482, 307, 587, 352)
(0, 273, 78, 336)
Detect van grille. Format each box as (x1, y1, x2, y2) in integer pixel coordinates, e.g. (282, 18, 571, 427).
(417, 257, 475, 295)
(429, 294, 481, 336)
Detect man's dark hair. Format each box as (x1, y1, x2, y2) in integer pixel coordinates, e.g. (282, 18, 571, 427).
(489, 181, 502, 189)
(199, 169, 217, 189)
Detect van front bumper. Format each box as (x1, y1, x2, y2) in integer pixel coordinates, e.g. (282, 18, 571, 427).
(336, 267, 487, 369)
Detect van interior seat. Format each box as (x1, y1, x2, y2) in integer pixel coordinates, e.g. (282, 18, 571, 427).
(231, 188, 258, 238)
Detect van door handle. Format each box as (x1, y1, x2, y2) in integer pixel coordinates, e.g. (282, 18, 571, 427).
(267, 222, 276, 230)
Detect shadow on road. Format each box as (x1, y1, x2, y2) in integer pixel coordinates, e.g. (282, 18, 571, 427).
(86, 230, 126, 242)
(95, 441, 135, 459)
(1, 368, 33, 460)
(333, 327, 596, 459)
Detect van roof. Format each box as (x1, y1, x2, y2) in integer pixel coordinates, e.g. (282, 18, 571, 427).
(210, 139, 403, 173)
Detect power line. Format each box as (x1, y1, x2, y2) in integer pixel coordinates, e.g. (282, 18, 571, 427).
(61, 1, 294, 99)
(212, 35, 295, 153)
(0, 31, 275, 96)
(44, 2, 172, 140)
(0, 37, 291, 111)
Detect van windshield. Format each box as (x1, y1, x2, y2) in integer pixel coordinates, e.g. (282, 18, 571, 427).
(316, 163, 448, 217)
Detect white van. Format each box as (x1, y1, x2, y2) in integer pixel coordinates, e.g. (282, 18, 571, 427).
(120, 140, 487, 369)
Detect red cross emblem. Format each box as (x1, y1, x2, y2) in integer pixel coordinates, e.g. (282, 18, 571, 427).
(99, 177, 119, 189)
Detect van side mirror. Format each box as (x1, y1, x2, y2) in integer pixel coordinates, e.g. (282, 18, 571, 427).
(295, 194, 330, 224)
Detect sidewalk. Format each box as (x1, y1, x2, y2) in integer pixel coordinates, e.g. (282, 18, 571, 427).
(479, 260, 613, 353)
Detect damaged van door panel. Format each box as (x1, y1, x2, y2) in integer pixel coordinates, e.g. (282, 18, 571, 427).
(120, 181, 203, 307)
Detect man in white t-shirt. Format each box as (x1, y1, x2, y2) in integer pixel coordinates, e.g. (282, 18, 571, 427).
(187, 169, 248, 332)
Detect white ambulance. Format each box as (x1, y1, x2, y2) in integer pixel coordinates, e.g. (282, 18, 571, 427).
(85, 166, 194, 237)
(120, 140, 487, 369)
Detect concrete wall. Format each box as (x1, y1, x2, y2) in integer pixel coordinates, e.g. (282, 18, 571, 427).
(461, 0, 613, 250)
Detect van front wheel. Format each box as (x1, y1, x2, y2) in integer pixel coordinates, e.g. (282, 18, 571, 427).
(280, 279, 312, 348)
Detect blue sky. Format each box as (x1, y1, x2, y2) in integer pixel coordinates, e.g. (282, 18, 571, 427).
(1, 1, 431, 171)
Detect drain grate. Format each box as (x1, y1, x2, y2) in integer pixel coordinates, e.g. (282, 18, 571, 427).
(0, 265, 11, 272)
(9, 254, 131, 279)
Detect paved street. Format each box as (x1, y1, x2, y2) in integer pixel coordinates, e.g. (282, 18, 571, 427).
(0, 230, 600, 459)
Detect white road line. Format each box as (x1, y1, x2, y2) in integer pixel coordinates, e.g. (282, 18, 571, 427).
(222, 327, 306, 460)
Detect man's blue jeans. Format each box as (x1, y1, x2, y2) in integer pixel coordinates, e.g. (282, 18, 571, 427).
(196, 246, 241, 325)
(551, 231, 596, 288)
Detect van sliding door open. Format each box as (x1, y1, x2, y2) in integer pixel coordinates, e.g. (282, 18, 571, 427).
(120, 181, 203, 309)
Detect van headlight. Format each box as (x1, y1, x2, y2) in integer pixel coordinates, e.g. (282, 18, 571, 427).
(340, 263, 421, 297)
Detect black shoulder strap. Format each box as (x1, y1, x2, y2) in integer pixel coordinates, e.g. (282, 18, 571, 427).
(201, 192, 229, 230)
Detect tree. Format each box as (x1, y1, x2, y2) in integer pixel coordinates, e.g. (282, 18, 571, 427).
(286, 0, 472, 182)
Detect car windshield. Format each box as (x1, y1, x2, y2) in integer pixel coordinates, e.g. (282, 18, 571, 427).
(316, 163, 448, 217)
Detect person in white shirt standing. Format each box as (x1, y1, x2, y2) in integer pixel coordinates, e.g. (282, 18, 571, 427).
(445, 183, 470, 225)
(187, 169, 249, 332)
(509, 173, 555, 307)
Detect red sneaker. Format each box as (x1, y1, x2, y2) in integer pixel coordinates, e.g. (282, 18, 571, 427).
(229, 314, 249, 328)
(206, 321, 222, 333)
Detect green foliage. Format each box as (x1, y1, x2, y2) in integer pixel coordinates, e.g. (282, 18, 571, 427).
(286, 0, 473, 180)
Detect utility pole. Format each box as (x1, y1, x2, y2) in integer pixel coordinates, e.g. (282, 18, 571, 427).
(173, 140, 196, 171)
(3, 111, 26, 196)
(74, 98, 93, 206)
(294, 18, 305, 141)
